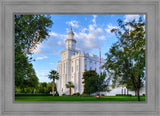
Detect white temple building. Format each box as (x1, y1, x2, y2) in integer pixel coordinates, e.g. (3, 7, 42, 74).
(57, 27, 105, 95)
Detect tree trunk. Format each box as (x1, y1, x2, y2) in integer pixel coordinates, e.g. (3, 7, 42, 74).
(137, 88, 140, 101)
(22, 87, 24, 93)
(98, 91, 100, 99)
(69, 88, 71, 95)
(52, 79, 55, 96)
(135, 90, 137, 96)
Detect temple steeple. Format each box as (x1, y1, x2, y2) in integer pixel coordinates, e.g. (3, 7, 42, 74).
(65, 27, 76, 49)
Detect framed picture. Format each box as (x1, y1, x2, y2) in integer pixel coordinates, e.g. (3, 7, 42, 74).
(0, 0, 159, 116)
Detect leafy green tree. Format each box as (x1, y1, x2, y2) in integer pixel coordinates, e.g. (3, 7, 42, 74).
(104, 17, 145, 101)
(46, 82, 52, 93)
(15, 15, 53, 89)
(15, 15, 53, 54)
(38, 82, 47, 93)
(48, 70, 59, 96)
(65, 81, 75, 95)
(15, 59, 39, 93)
(96, 72, 110, 98)
(82, 70, 99, 95)
(25, 63, 39, 92)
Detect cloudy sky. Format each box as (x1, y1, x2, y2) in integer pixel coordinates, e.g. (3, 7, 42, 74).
(30, 14, 145, 83)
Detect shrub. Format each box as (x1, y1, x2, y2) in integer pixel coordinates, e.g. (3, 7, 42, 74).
(15, 93, 52, 96)
(62, 93, 66, 96)
(72, 92, 80, 96)
(80, 93, 89, 96)
(101, 94, 105, 96)
(55, 91, 59, 96)
(96, 94, 100, 96)
(116, 94, 132, 96)
(142, 94, 145, 96)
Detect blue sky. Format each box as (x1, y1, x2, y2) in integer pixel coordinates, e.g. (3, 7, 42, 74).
(30, 14, 145, 83)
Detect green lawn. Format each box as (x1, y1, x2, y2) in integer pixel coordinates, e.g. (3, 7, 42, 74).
(15, 96, 145, 102)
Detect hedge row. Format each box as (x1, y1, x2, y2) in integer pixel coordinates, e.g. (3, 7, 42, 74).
(116, 94, 132, 96)
(15, 93, 52, 96)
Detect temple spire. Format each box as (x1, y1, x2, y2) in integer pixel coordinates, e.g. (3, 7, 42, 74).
(68, 26, 74, 36)
(65, 27, 76, 49)
(70, 26, 72, 31)
(67, 26, 75, 39)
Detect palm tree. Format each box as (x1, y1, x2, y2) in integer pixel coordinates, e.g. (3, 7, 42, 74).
(48, 70, 59, 96)
(66, 81, 75, 95)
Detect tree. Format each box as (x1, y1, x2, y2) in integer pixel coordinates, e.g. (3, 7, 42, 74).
(25, 63, 39, 93)
(104, 17, 145, 101)
(83, 70, 110, 97)
(46, 82, 53, 93)
(66, 81, 75, 95)
(48, 70, 59, 96)
(15, 57, 39, 93)
(96, 72, 110, 98)
(15, 15, 53, 89)
(82, 70, 99, 95)
(38, 82, 48, 93)
(15, 15, 53, 54)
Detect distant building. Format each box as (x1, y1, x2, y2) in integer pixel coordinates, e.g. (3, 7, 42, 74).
(57, 27, 105, 95)
(100, 84, 146, 96)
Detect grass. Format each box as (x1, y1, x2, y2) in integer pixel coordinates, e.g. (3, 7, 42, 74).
(15, 96, 145, 102)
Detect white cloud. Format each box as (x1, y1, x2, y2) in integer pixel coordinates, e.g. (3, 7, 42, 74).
(92, 15, 97, 24)
(105, 24, 118, 34)
(36, 56, 48, 60)
(99, 35, 105, 40)
(29, 43, 43, 54)
(124, 15, 140, 22)
(50, 63, 54, 66)
(33, 32, 67, 55)
(38, 70, 51, 82)
(66, 20, 79, 28)
(74, 26, 105, 51)
(34, 15, 107, 55)
(49, 32, 58, 37)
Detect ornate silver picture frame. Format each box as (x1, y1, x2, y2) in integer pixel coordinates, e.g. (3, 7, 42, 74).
(0, 0, 159, 116)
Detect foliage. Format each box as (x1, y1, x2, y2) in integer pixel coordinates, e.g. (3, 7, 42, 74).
(80, 93, 89, 96)
(96, 72, 110, 93)
(54, 91, 59, 96)
(66, 81, 75, 95)
(62, 93, 66, 96)
(66, 81, 75, 88)
(15, 61, 39, 92)
(115, 94, 132, 96)
(104, 17, 145, 101)
(15, 14, 53, 90)
(48, 70, 59, 96)
(37, 82, 52, 93)
(72, 92, 80, 96)
(82, 70, 99, 95)
(82, 70, 109, 96)
(101, 94, 105, 96)
(48, 70, 59, 80)
(15, 82, 53, 94)
(15, 15, 53, 54)
(15, 93, 52, 96)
